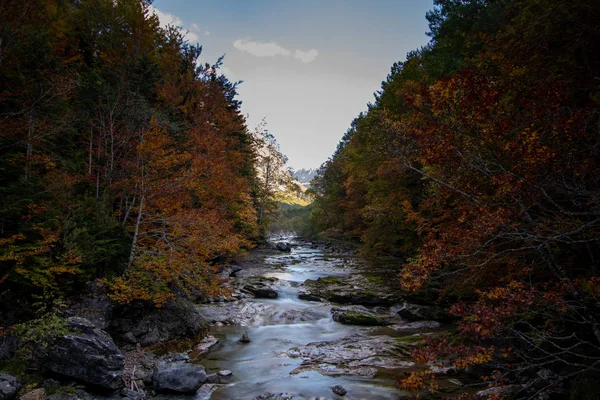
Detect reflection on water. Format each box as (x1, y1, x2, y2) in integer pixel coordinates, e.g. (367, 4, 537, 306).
(196, 237, 404, 399)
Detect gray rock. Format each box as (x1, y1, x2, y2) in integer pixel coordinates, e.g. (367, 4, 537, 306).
(217, 370, 232, 377)
(152, 361, 207, 393)
(239, 332, 251, 343)
(241, 277, 279, 299)
(330, 305, 390, 326)
(275, 242, 291, 252)
(19, 388, 45, 400)
(44, 318, 124, 390)
(120, 389, 145, 400)
(253, 394, 294, 400)
(172, 353, 189, 362)
(332, 385, 347, 396)
(288, 335, 414, 377)
(205, 374, 221, 384)
(194, 384, 220, 400)
(197, 300, 270, 325)
(193, 336, 219, 355)
(0, 373, 20, 400)
(108, 298, 209, 347)
(393, 303, 449, 322)
(389, 321, 441, 332)
(476, 384, 524, 398)
(300, 276, 400, 306)
(0, 335, 18, 361)
(108, 299, 209, 347)
(45, 388, 92, 400)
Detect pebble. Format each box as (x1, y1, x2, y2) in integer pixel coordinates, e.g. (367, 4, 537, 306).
(239, 331, 251, 343)
(218, 369, 232, 377)
(332, 384, 347, 396)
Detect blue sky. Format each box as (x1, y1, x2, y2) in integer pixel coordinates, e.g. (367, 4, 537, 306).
(151, 0, 435, 169)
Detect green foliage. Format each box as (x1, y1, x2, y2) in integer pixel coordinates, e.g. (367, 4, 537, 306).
(12, 295, 69, 362)
(268, 203, 319, 238)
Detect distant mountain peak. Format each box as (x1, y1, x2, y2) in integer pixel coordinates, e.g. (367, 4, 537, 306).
(291, 168, 317, 185)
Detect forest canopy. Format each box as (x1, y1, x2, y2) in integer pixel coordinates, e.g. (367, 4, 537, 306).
(311, 0, 600, 395)
(0, 0, 263, 307)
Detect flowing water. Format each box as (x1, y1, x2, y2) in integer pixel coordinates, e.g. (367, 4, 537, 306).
(195, 237, 407, 400)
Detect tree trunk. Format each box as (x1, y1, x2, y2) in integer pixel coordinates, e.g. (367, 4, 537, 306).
(127, 193, 144, 270)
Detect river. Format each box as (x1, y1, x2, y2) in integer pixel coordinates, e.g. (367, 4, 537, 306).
(192, 236, 423, 399)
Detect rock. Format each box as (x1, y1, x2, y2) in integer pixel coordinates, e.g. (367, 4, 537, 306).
(241, 277, 279, 299)
(197, 300, 270, 325)
(217, 370, 232, 377)
(297, 291, 322, 302)
(44, 318, 124, 390)
(108, 298, 209, 347)
(19, 389, 44, 400)
(193, 336, 219, 355)
(332, 385, 347, 396)
(0, 335, 18, 361)
(0, 373, 20, 400)
(205, 374, 221, 384)
(194, 384, 220, 400)
(122, 349, 157, 387)
(288, 335, 414, 377)
(120, 389, 145, 400)
(389, 321, 441, 332)
(67, 281, 112, 330)
(429, 363, 458, 376)
(253, 394, 294, 400)
(239, 332, 251, 343)
(275, 242, 291, 252)
(248, 287, 278, 299)
(330, 306, 390, 326)
(46, 391, 92, 400)
(476, 384, 524, 398)
(392, 303, 449, 322)
(152, 361, 207, 393)
(300, 276, 400, 306)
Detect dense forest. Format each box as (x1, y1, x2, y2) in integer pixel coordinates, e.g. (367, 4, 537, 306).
(0, 0, 268, 311)
(311, 0, 600, 395)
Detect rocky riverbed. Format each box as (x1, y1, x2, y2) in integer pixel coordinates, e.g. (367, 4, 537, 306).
(0, 235, 468, 400)
(188, 235, 456, 399)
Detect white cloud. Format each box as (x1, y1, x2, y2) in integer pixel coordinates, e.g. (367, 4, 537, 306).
(150, 5, 182, 28)
(233, 39, 292, 58)
(294, 49, 318, 63)
(233, 39, 319, 64)
(150, 6, 203, 44)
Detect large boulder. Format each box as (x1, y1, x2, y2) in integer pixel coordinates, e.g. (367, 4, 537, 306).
(330, 306, 390, 326)
(288, 334, 415, 377)
(393, 303, 449, 322)
(0, 373, 20, 400)
(240, 277, 279, 299)
(152, 361, 207, 393)
(299, 276, 400, 306)
(275, 242, 291, 253)
(44, 318, 124, 390)
(108, 298, 209, 347)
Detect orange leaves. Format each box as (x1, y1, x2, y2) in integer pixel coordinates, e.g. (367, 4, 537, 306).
(451, 281, 537, 339)
(398, 370, 438, 395)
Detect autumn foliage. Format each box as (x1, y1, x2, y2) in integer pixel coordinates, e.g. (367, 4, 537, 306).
(0, 0, 259, 307)
(312, 0, 600, 396)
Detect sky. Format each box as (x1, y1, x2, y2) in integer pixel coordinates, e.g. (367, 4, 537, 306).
(151, 0, 435, 170)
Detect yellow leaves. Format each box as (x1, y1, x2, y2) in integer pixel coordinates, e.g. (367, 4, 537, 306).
(398, 371, 438, 396)
(454, 347, 495, 370)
